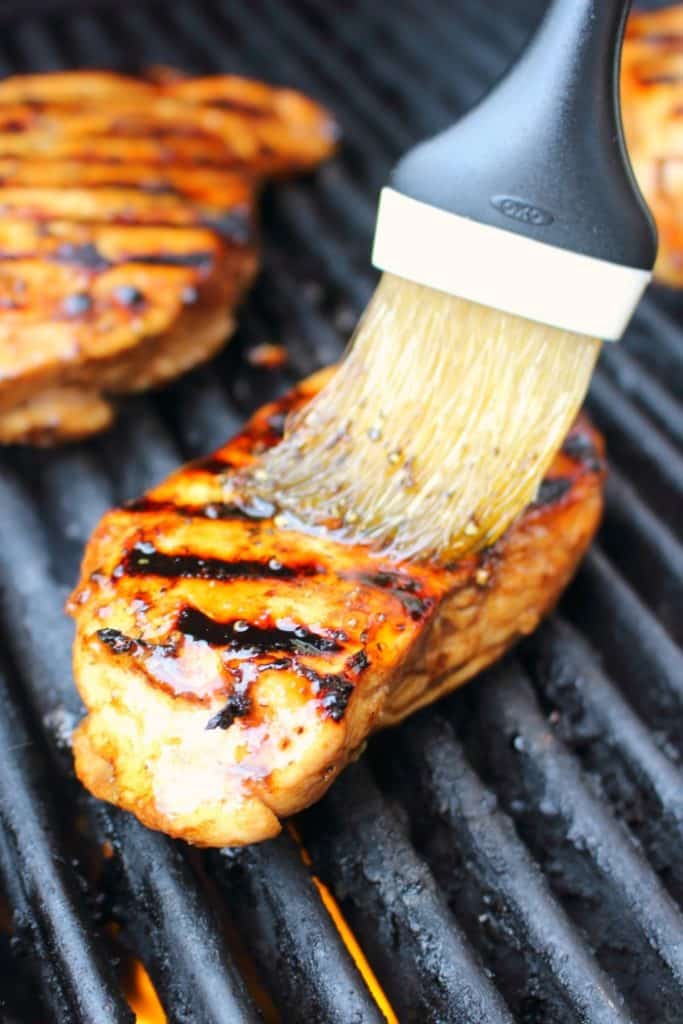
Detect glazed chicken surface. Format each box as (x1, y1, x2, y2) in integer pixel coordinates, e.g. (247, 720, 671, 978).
(68, 369, 605, 847)
(623, 5, 683, 287)
(0, 70, 335, 444)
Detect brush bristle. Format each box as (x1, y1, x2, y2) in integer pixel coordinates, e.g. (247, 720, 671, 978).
(241, 273, 600, 562)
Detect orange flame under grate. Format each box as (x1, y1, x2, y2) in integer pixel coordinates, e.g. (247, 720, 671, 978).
(125, 961, 166, 1024)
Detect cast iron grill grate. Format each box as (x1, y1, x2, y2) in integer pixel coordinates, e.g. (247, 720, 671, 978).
(0, 1, 681, 1022)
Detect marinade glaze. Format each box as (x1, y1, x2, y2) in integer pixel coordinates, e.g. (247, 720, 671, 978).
(68, 369, 604, 846)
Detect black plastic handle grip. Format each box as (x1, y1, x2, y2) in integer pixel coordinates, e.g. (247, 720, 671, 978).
(390, 0, 657, 269)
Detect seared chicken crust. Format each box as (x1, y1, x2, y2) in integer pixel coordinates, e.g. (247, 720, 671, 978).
(623, 5, 683, 286)
(0, 71, 335, 443)
(68, 369, 604, 847)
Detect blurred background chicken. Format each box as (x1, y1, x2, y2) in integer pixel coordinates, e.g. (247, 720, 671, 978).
(0, 70, 335, 444)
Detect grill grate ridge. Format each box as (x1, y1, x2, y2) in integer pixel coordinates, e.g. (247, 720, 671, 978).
(0, 661, 133, 1024)
(302, 760, 515, 1024)
(628, 298, 683, 395)
(525, 619, 683, 903)
(381, 712, 633, 1024)
(599, 346, 683, 447)
(588, 374, 683, 529)
(469, 663, 683, 1024)
(599, 470, 683, 644)
(568, 548, 683, 754)
(210, 835, 386, 1024)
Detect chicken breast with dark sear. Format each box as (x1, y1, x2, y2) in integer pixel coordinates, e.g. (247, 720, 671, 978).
(0, 71, 335, 444)
(68, 368, 604, 847)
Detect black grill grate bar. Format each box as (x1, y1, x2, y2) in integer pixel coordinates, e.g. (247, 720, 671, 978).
(211, 835, 386, 1023)
(567, 548, 683, 754)
(160, 310, 295, 458)
(250, 0, 413, 155)
(347, 0, 535, 150)
(32, 448, 115, 581)
(213, 0, 393, 187)
(599, 346, 683, 449)
(309, 160, 378, 241)
(160, 2, 245, 75)
(628, 297, 683, 396)
(240, 286, 336, 381)
(299, 0, 454, 137)
(588, 372, 683, 530)
(0, 0, 122, 20)
(115, 6, 201, 73)
(161, 362, 249, 460)
(307, 0, 517, 129)
(0, 36, 15, 76)
(302, 760, 515, 1024)
(351, 0, 481, 117)
(258, 269, 347, 369)
(106, 814, 262, 1024)
(60, 9, 125, 67)
(5, 16, 67, 71)
(386, 712, 633, 1024)
(600, 469, 683, 645)
(272, 185, 375, 311)
(266, 0, 483, 153)
(383, 0, 529, 103)
(470, 662, 683, 1023)
(0, 470, 261, 1024)
(434, 0, 534, 54)
(98, 401, 181, 503)
(166, 1, 272, 78)
(525, 618, 683, 903)
(0, 663, 133, 1024)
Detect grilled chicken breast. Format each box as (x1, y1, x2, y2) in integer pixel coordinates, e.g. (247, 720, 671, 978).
(623, 5, 683, 287)
(0, 71, 335, 444)
(68, 369, 604, 847)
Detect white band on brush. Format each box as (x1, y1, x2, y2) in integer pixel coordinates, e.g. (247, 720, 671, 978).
(372, 188, 651, 340)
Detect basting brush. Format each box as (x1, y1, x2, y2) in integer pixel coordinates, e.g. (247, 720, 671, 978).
(245, 0, 657, 563)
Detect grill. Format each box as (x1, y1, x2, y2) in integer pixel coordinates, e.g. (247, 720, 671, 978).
(0, 1, 681, 1021)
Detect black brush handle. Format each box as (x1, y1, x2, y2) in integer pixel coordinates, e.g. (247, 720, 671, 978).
(390, 0, 656, 269)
